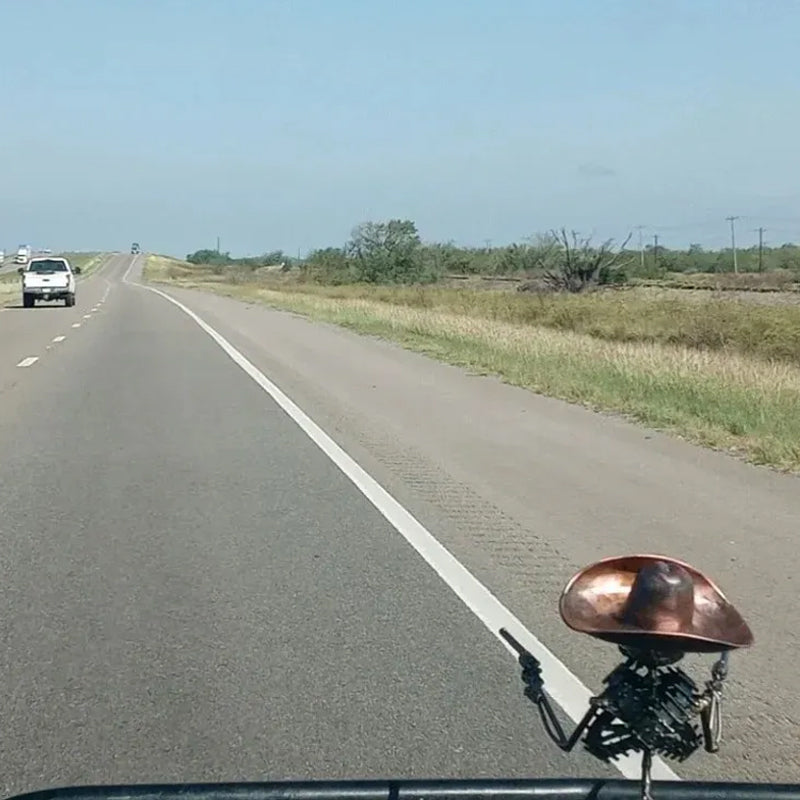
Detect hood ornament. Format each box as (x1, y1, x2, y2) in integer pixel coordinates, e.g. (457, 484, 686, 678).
(500, 554, 753, 800)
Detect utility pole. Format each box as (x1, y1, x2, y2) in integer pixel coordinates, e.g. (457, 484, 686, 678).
(216, 236, 220, 254)
(653, 233, 659, 269)
(756, 227, 765, 272)
(725, 216, 739, 273)
(635, 225, 646, 270)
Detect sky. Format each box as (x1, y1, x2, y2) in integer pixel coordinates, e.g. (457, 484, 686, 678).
(1, 0, 799, 257)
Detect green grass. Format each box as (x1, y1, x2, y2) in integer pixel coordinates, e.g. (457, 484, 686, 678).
(144, 254, 800, 472)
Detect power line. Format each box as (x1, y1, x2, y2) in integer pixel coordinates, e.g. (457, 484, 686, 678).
(647, 216, 731, 232)
(761, 227, 798, 237)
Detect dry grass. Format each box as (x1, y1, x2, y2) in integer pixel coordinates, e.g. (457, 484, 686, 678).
(158, 273, 800, 366)
(144, 255, 193, 281)
(144, 255, 800, 471)
(62, 251, 106, 275)
(635, 269, 800, 292)
(0, 275, 19, 301)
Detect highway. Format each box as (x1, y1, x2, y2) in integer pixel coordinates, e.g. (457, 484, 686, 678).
(0, 254, 797, 793)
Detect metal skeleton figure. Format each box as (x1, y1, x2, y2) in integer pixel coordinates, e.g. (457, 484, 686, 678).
(500, 554, 753, 800)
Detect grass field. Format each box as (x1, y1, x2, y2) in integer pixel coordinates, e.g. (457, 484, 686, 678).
(144, 254, 800, 472)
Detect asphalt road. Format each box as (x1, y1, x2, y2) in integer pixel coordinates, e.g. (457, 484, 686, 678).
(0, 255, 618, 797)
(1, 254, 797, 793)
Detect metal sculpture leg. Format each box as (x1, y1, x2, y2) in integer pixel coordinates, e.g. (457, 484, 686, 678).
(641, 749, 653, 800)
(499, 628, 733, 800)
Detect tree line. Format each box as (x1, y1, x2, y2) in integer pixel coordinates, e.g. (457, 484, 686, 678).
(186, 220, 800, 293)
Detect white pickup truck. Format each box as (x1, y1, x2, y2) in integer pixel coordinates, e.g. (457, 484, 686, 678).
(19, 256, 81, 308)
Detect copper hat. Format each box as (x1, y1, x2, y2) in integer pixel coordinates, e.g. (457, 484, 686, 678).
(559, 554, 754, 653)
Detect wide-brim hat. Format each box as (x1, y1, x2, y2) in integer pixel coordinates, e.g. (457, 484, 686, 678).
(559, 554, 754, 654)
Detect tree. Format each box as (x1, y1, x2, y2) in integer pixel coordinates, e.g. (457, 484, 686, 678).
(186, 248, 232, 266)
(542, 229, 633, 292)
(346, 219, 423, 283)
(420, 242, 473, 276)
(259, 250, 291, 267)
(301, 247, 353, 284)
(497, 233, 561, 274)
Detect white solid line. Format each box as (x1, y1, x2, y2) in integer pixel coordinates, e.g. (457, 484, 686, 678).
(128, 272, 678, 782)
(16, 356, 38, 368)
(52, 335, 66, 343)
(122, 254, 138, 283)
(71, 322, 81, 328)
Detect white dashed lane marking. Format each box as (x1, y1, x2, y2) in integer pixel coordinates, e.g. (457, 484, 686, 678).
(16, 357, 38, 368)
(71, 323, 81, 328)
(52, 335, 66, 343)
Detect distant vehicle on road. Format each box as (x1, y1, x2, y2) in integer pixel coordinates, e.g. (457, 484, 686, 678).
(18, 256, 81, 308)
(131, 242, 141, 254)
(15, 244, 31, 265)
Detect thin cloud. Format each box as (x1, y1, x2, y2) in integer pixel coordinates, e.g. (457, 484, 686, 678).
(578, 162, 617, 178)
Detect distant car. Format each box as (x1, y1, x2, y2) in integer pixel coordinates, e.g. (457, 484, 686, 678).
(19, 256, 80, 308)
(15, 245, 31, 265)
(131, 242, 141, 254)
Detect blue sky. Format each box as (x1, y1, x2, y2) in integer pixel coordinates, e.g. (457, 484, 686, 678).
(1, 0, 798, 256)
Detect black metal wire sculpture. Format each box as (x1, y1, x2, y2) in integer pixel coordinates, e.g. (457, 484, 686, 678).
(499, 554, 753, 800)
